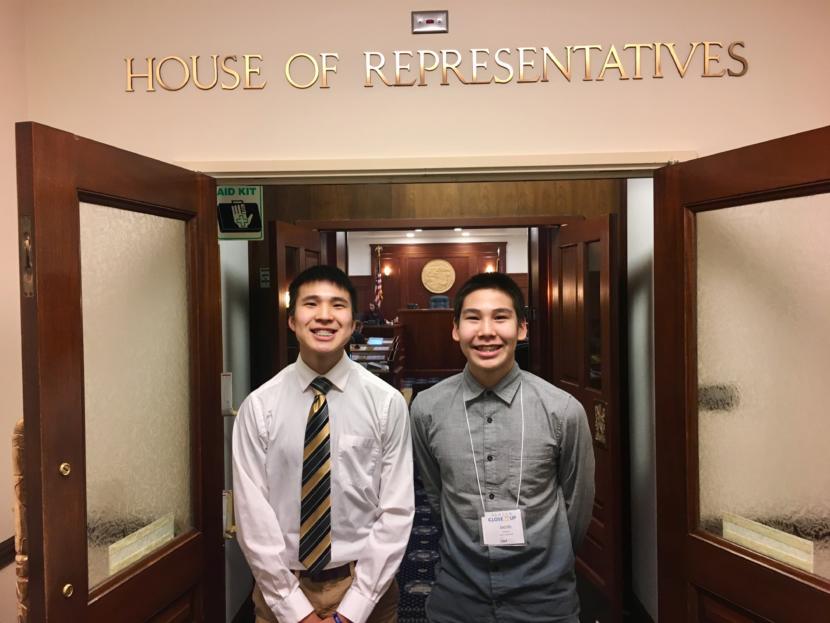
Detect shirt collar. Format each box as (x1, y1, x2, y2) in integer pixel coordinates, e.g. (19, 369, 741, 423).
(295, 351, 352, 393)
(462, 363, 522, 404)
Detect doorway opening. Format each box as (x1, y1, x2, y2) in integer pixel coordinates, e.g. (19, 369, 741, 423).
(219, 173, 657, 623)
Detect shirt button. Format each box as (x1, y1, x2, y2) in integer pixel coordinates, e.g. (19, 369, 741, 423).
(487, 417, 493, 423)
(487, 455, 493, 461)
(488, 493, 495, 500)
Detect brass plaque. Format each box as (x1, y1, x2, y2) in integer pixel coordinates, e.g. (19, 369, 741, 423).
(421, 259, 456, 294)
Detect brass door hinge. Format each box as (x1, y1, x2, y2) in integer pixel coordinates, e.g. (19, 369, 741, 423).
(20, 216, 34, 298)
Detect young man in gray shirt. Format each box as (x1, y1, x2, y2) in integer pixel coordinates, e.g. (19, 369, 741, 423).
(410, 272, 595, 623)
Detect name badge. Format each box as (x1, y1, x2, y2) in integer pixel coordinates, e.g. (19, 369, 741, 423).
(480, 509, 526, 547)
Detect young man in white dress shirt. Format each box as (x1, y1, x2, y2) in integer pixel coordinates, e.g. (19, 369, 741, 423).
(233, 265, 414, 623)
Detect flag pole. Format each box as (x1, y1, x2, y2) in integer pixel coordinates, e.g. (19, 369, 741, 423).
(375, 245, 383, 311)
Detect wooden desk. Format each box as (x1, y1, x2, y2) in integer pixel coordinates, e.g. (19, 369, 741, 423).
(351, 324, 405, 388)
(362, 323, 402, 339)
(397, 309, 466, 378)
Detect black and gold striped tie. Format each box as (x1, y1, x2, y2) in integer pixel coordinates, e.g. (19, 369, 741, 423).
(299, 376, 334, 574)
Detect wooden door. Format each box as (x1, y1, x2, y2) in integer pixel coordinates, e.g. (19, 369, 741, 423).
(654, 126, 830, 621)
(276, 221, 322, 369)
(249, 221, 322, 387)
(550, 216, 625, 622)
(16, 123, 224, 621)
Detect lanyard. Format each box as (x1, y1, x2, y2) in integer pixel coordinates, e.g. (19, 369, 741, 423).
(463, 381, 525, 514)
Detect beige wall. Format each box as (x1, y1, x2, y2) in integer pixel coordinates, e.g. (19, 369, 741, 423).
(1, 0, 26, 545)
(19, 0, 830, 167)
(3, 1, 830, 620)
(1, 0, 26, 618)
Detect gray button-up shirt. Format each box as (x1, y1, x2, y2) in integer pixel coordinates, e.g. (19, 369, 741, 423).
(410, 364, 595, 623)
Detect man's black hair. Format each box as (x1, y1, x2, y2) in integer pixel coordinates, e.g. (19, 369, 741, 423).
(288, 265, 358, 318)
(453, 272, 527, 323)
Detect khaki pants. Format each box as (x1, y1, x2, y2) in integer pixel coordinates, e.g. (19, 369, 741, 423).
(253, 570, 399, 623)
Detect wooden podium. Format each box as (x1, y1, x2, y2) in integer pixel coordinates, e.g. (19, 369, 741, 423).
(396, 309, 466, 379)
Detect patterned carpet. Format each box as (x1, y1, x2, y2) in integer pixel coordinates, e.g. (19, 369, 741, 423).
(396, 473, 440, 623)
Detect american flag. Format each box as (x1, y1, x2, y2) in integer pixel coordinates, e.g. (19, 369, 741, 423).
(373, 265, 383, 310)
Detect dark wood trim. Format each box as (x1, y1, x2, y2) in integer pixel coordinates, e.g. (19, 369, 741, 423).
(89, 532, 202, 621)
(527, 226, 558, 379)
(654, 163, 688, 623)
(297, 215, 584, 231)
(616, 180, 636, 621)
(16, 123, 45, 623)
(676, 125, 830, 208)
(0, 536, 14, 568)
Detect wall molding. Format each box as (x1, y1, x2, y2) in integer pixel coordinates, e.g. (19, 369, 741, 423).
(180, 151, 695, 185)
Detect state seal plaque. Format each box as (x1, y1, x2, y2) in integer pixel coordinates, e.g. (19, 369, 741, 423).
(421, 259, 456, 294)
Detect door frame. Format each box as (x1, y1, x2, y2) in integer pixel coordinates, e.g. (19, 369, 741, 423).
(214, 167, 648, 619)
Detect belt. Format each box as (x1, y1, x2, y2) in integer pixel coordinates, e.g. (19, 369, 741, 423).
(295, 562, 353, 583)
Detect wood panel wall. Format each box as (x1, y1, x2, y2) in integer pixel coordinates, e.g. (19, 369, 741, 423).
(398, 309, 468, 378)
(265, 179, 622, 223)
(353, 271, 529, 318)
(349, 242, 517, 315)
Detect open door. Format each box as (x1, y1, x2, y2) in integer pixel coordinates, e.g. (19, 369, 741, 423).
(249, 221, 321, 387)
(550, 216, 625, 622)
(16, 123, 224, 621)
(655, 126, 830, 621)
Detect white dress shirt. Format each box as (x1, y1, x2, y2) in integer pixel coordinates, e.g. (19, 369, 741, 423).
(233, 352, 414, 623)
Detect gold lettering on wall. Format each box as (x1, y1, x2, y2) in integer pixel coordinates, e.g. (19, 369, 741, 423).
(702, 42, 726, 77)
(571, 45, 602, 81)
(541, 47, 572, 82)
(243, 54, 266, 89)
(320, 53, 339, 88)
(125, 57, 155, 92)
(124, 41, 750, 92)
(664, 42, 702, 78)
(285, 53, 320, 89)
(221, 56, 240, 90)
(441, 49, 469, 85)
(493, 48, 514, 84)
(191, 55, 220, 90)
(418, 50, 440, 86)
(597, 45, 628, 81)
(517, 47, 540, 83)
(470, 49, 492, 84)
(727, 42, 749, 77)
(364, 52, 392, 87)
(156, 56, 190, 91)
(623, 43, 653, 80)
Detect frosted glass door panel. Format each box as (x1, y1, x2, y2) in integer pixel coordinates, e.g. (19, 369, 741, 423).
(696, 193, 830, 579)
(80, 203, 193, 589)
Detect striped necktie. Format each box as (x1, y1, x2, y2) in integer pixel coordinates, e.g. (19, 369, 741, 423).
(299, 376, 334, 574)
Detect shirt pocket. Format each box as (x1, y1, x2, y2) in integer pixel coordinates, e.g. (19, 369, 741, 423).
(508, 448, 555, 505)
(337, 434, 380, 492)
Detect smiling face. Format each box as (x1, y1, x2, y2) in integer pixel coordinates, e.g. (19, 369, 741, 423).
(288, 280, 356, 374)
(452, 287, 527, 388)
